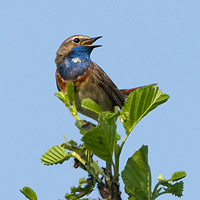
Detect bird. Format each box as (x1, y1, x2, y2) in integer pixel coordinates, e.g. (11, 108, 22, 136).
(55, 35, 144, 120)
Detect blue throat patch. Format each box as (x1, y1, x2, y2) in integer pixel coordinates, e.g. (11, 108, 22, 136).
(59, 46, 92, 80)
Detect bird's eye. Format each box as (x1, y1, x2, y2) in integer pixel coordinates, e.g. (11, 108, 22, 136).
(73, 38, 80, 43)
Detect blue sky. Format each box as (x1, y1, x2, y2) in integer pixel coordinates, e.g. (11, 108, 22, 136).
(0, 0, 199, 199)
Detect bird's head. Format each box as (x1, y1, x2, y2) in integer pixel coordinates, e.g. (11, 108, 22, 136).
(55, 35, 102, 63)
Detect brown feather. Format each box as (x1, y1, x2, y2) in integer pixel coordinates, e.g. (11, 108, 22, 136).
(91, 63, 125, 108)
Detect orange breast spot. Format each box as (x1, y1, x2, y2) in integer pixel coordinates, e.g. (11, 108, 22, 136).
(56, 70, 69, 92)
(74, 67, 91, 87)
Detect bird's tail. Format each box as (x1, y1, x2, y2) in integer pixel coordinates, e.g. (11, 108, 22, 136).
(120, 83, 157, 99)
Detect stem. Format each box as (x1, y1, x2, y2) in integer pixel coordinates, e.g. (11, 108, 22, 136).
(113, 164, 118, 183)
(69, 106, 81, 120)
(114, 147, 120, 183)
(106, 162, 112, 184)
(120, 121, 141, 153)
(120, 134, 128, 153)
(71, 101, 81, 120)
(71, 151, 102, 182)
(72, 112, 81, 120)
(155, 191, 168, 198)
(108, 110, 120, 120)
(151, 181, 161, 200)
(71, 151, 86, 165)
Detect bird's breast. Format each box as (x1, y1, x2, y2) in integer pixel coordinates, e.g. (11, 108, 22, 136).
(56, 65, 92, 92)
(58, 57, 90, 81)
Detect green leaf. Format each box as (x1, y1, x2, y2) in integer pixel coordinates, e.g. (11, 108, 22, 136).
(55, 83, 80, 120)
(76, 120, 96, 135)
(41, 145, 71, 165)
(120, 85, 169, 134)
(169, 171, 186, 182)
(167, 181, 184, 197)
(62, 138, 86, 154)
(161, 181, 184, 198)
(82, 112, 117, 163)
(55, 91, 70, 107)
(20, 187, 37, 200)
(122, 145, 151, 200)
(116, 132, 121, 140)
(152, 173, 186, 199)
(81, 98, 103, 114)
(65, 177, 93, 200)
(68, 139, 78, 147)
(66, 82, 75, 102)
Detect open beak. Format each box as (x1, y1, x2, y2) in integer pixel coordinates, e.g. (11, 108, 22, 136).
(81, 36, 102, 48)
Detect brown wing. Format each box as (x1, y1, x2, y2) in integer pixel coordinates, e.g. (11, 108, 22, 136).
(91, 63, 125, 108)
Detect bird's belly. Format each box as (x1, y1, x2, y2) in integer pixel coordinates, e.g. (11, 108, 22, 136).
(75, 81, 114, 120)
